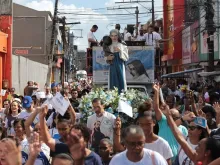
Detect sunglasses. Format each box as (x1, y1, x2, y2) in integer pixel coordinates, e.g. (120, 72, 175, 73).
(188, 126, 198, 131)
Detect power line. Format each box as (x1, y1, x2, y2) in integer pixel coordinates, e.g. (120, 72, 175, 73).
(57, 12, 148, 15)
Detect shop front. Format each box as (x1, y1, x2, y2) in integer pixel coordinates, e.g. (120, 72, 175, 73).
(0, 31, 8, 107)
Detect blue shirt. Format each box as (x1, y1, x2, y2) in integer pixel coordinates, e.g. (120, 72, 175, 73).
(158, 114, 188, 160)
(85, 151, 103, 165)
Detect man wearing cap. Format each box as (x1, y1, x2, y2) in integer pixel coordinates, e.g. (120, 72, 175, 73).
(18, 96, 37, 124)
(51, 82, 59, 96)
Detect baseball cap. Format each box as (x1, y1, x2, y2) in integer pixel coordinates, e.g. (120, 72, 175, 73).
(51, 82, 59, 88)
(22, 96, 33, 108)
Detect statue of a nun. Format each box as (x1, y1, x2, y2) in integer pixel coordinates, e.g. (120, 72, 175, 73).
(103, 29, 129, 93)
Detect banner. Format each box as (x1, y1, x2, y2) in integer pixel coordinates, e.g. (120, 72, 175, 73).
(93, 46, 155, 84)
(191, 21, 199, 63)
(182, 26, 191, 64)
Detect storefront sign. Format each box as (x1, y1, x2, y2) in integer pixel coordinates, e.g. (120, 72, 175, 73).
(14, 49, 29, 55)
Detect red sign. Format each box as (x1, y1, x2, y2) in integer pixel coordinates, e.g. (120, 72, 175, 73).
(14, 49, 29, 55)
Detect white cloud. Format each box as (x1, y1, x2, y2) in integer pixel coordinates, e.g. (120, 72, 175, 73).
(13, 0, 28, 5)
(26, 0, 54, 14)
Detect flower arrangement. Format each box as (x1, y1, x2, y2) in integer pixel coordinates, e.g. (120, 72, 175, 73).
(79, 87, 149, 123)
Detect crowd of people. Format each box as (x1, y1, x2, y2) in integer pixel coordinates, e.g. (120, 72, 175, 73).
(1, 79, 220, 165)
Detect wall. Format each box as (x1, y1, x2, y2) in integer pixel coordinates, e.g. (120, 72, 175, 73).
(13, 3, 52, 65)
(12, 55, 48, 95)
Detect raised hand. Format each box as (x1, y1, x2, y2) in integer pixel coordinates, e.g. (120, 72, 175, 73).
(152, 83, 160, 93)
(115, 117, 122, 130)
(5, 139, 22, 165)
(39, 105, 48, 118)
(36, 107, 43, 114)
(213, 102, 220, 114)
(182, 112, 196, 122)
(29, 132, 41, 157)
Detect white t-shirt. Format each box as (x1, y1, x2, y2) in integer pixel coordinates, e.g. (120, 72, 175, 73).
(178, 138, 197, 165)
(144, 137, 173, 160)
(45, 93, 53, 99)
(18, 110, 39, 124)
(136, 35, 146, 41)
(5, 114, 20, 136)
(21, 138, 50, 165)
(49, 128, 60, 140)
(87, 31, 96, 47)
(144, 32, 162, 47)
(124, 32, 132, 41)
(110, 148, 168, 165)
(87, 111, 116, 150)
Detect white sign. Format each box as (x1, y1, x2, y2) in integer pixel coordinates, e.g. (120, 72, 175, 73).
(36, 92, 46, 99)
(50, 92, 69, 116)
(118, 99, 133, 118)
(42, 99, 53, 110)
(0, 89, 6, 96)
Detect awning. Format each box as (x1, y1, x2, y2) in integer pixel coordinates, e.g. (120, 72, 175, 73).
(161, 68, 203, 78)
(198, 71, 220, 77)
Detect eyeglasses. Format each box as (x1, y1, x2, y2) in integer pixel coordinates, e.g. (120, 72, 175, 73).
(126, 141, 145, 148)
(188, 126, 198, 131)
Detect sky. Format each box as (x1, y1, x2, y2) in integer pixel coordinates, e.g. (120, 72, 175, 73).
(13, 0, 163, 50)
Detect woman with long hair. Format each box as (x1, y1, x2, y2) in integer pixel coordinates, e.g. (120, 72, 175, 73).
(163, 104, 220, 165)
(4, 100, 21, 136)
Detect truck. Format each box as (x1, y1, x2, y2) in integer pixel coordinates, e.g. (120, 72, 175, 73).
(86, 45, 155, 94)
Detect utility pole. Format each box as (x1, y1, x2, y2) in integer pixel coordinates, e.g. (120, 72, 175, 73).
(108, 6, 139, 35)
(115, 0, 154, 24)
(60, 17, 66, 87)
(46, 0, 59, 86)
(152, 0, 155, 25)
(205, 0, 215, 72)
(135, 6, 139, 36)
